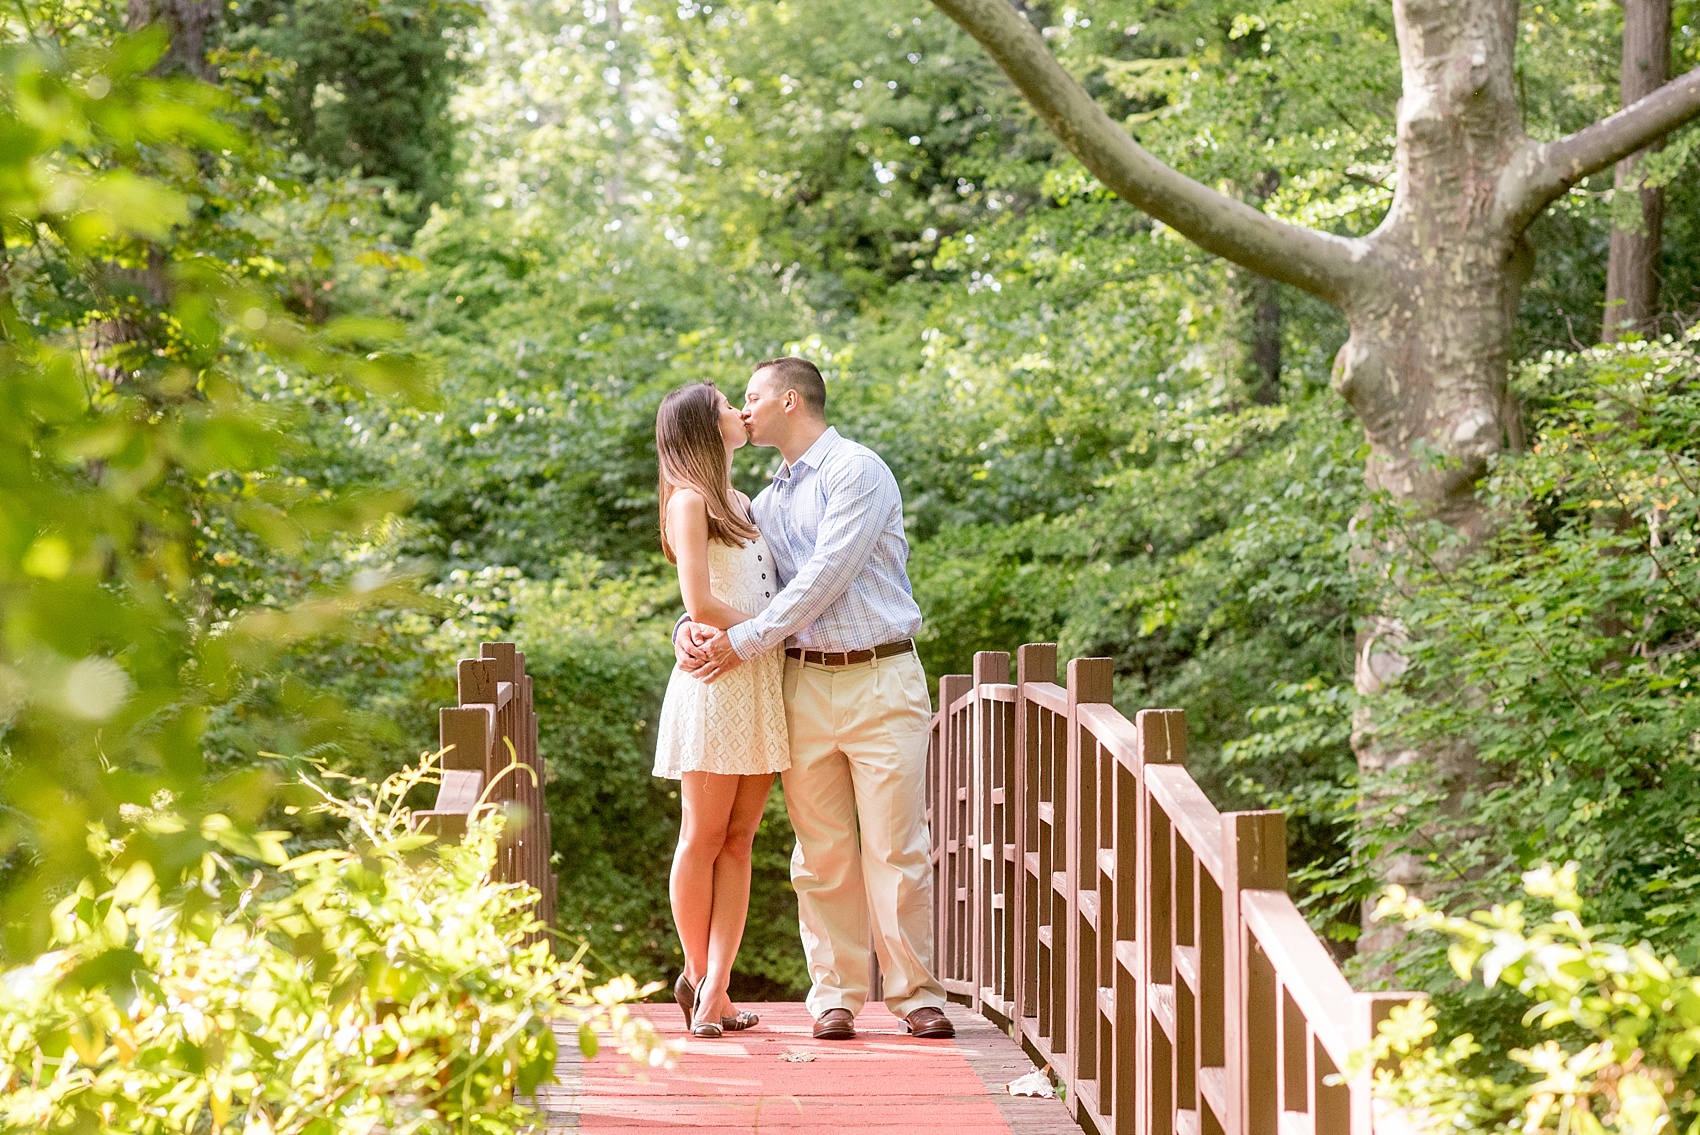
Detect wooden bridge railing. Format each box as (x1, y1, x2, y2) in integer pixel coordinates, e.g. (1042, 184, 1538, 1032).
(928, 644, 1413, 1135)
(415, 641, 557, 931)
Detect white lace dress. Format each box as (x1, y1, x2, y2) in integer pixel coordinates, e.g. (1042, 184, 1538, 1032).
(653, 535, 791, 779)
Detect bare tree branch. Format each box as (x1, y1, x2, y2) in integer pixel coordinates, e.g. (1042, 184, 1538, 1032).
(930, 0, 1365, 306)
(1496, 64, 1700, 233)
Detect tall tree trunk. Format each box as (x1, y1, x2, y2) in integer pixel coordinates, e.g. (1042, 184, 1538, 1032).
(1603, 0, 1671, 342)
(1250, 170, 1282, 406)
(1334, 3, 1525, 533)
(1336, 4, 1525, 950)
(103, 0, 218, 380)
(127, 0, 219, 80)
(604, 0, 630, 209)
(1249, 279, 1281, 405)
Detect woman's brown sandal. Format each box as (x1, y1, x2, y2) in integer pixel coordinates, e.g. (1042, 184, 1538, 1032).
(673, 972, 697, 1031)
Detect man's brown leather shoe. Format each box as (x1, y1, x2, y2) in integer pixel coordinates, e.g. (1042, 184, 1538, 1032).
(813, 1008, 856, 1040)
(904, 1006, 955, 1039)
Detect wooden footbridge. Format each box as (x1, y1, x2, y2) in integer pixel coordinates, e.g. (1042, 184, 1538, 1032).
(419, 643, 1414, 1135)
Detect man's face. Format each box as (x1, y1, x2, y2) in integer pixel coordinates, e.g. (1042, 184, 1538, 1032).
(741, 368, 786, 447)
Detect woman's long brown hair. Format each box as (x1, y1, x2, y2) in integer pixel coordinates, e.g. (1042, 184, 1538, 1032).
(656, 382, 759, 563)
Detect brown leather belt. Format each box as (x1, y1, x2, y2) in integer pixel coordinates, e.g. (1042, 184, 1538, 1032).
(785, 638, 915, 668)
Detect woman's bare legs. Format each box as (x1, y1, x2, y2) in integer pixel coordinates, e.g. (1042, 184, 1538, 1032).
(696, 773, 774, 1021)
(671, 772, 739, 989)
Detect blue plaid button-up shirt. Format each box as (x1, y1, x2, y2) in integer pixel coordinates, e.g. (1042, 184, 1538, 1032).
(726, 427, 923, 659)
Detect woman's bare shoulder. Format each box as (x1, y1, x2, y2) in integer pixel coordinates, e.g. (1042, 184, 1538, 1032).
(667, 487, 707, 515)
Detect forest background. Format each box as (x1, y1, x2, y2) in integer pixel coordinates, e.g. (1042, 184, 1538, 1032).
(4, 0, 1699, 1064)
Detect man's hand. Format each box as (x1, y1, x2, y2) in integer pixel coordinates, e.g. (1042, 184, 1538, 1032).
(679, 627, 745, 683)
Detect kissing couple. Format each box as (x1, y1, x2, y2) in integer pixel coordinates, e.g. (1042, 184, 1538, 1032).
(650, 356, 953, 1042)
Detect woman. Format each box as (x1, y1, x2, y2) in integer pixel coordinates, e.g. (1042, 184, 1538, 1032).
(651, 381, 790, 1039)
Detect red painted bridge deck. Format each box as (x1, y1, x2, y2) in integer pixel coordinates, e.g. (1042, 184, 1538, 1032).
(537, 1003, 1080, 1134)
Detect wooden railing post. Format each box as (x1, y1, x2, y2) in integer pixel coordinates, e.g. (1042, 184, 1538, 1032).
(938, 673, 972, 997)
(1111, 724, 1140, 1135)
(457, 655, 505, 876)
(1224, 811, 1287, 1135)
(971, 650, 1010, 1019)
(1013, 643, 1056, 1034)
(490, 643, 551, 930)
(927, 683, 942, 1001)
(483, 643, 524, 886)
(439, 704, 491, 778)
(1352, 992, 1419, 1135)
(1136, 709, 1186, 1135)
(414, 644, 556, 947)
(1065, 658, 1113, 1119)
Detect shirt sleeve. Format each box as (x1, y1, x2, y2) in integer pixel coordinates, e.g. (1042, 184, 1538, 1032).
(727, 455, 894, 659)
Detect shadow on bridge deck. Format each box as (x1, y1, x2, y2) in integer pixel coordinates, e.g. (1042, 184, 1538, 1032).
(538, 1003, 1079, 1133)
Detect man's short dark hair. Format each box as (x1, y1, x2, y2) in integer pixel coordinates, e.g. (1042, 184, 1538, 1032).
(754, 356, 827, 417)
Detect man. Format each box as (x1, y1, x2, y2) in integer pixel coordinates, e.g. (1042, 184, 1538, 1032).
(678, 355, 953, 1041)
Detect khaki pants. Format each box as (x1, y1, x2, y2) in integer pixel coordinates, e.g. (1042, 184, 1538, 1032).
(781, 649, 946, 1018)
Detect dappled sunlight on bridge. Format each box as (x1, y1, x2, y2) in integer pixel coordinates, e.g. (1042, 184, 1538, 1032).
(540, 1004, 1078, 1133)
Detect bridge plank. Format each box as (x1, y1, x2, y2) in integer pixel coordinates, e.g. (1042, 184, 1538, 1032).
(542, 1004, 1079, 1133)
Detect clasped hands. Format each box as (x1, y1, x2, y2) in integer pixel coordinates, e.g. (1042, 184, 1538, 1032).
(676, 621, 744, 683)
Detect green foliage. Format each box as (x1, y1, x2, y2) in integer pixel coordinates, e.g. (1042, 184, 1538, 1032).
(1364, 864, 1700, 1135)
(1361, 333, 1700, 980)
(652, 0, 1051, 303)
(221, 0, 479, 210)
(0, 757, 668, 1134)
(0, 1, 429, 952)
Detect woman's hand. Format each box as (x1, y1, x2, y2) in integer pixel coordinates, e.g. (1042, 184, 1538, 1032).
(674, 620, 718, 666)
(678, 627, 745, 684)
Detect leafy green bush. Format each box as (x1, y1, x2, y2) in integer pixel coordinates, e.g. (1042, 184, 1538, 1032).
(1356, 333, 1700, 995)
(1365, 864, 1700, 1135)
(0, 759, 668, 1134)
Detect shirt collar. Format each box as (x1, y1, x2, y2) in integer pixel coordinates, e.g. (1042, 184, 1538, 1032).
(775, 427, 839, 482)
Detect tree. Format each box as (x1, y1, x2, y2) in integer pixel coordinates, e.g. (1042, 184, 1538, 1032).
(127, 0, 218, 78)
(221, 0, 479, 212)
(924, 0, 1700, 938)
(1603, 0, 1672, 342)
(929, 0, 1700, 523)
